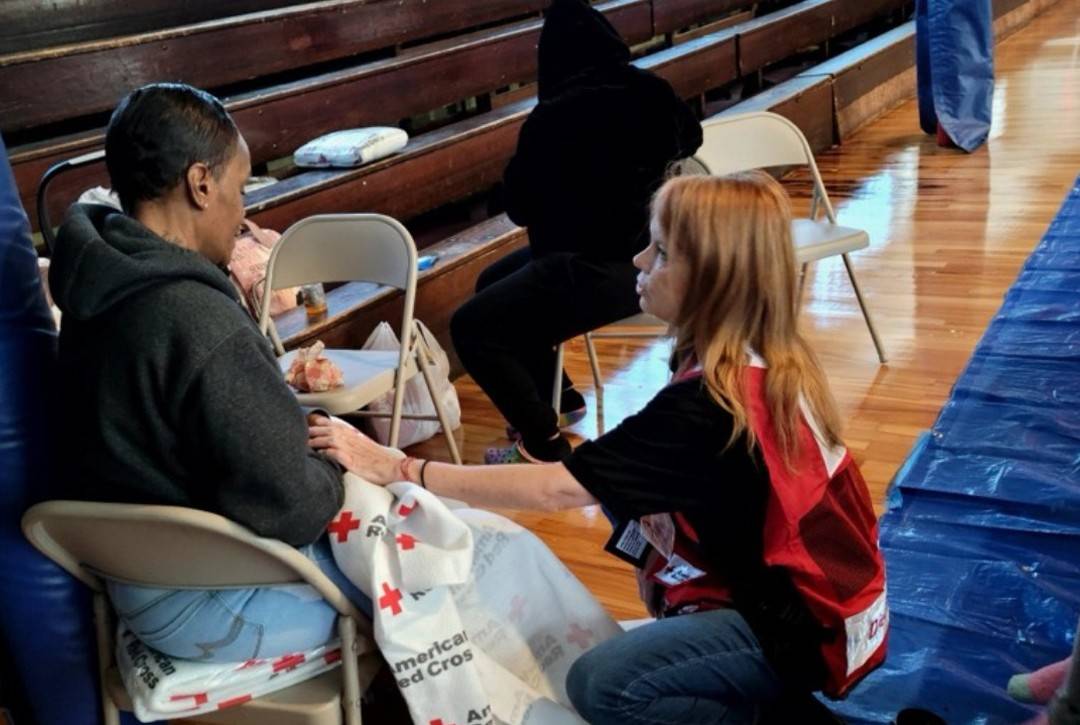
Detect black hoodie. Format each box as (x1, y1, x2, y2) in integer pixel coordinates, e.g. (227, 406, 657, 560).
(503, 0, 702, 260)
(49, 204, 344, 546)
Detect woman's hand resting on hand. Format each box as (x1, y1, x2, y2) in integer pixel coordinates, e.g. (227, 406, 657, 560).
(307, 415, 404, 485)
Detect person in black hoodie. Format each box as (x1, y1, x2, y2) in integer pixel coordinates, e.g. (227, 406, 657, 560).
(450, 0, 702, 464)
(49, 83, 366, 662)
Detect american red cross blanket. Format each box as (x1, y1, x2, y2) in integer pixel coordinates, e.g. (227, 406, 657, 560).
(116, 627, 341, 721)
(328, 473, 622, 725)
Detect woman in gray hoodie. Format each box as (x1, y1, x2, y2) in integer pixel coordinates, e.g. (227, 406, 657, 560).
(50, 83, 365, 662)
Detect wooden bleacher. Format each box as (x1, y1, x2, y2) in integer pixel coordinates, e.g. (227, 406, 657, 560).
(6, 0, 1051, 360)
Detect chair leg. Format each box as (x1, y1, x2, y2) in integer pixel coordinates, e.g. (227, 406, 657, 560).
(415, 341, 462, 464)
(797, 263, 809, 312)
(552, 344, 564, 412)
(841, 254, 888, 364)
(339, 616, 362, 725)
(93, 593, 121, 725)
(584, 332, 604, 395)
(387, 362, 410, 450)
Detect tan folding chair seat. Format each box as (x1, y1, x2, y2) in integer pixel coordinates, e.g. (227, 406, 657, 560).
(22, 501, 381, 725)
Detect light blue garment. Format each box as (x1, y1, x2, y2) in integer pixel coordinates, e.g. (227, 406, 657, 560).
(107, 536, 371, 663)
(566, 609, 783, 724)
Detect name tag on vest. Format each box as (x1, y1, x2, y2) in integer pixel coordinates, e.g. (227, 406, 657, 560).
(653, 554, 707, 587)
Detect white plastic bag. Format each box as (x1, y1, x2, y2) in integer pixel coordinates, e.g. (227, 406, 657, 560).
(362, 321, 461, 448)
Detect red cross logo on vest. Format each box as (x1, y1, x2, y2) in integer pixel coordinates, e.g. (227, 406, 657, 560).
(272, 653, 306, 673)
(379, 582, 404, 615)
(398, 501, 417, 517)
(396, 533, 417, 550)
(327, 511, 361, 542)
(566, 623, 594, 649)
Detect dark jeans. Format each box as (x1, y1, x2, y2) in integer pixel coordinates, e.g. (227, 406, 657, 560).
(450, 247, 640, 448)
(566, 609, 785, 725)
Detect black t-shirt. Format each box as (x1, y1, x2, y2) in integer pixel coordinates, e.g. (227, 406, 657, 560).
(565, 378, 829, 689)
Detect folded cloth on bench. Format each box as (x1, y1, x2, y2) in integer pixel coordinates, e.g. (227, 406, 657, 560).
(330, 473, 622, 724)
(116, 626, 341, 722)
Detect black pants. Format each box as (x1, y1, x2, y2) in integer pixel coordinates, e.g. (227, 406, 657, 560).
(450, 247, 640, 449)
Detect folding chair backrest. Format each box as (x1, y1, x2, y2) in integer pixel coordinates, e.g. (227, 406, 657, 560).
(698, 112, 813, 174)
(696, 111, 837, 222)
(22, 500, 360, 620)
(263, 213, 417, 292)
(258, 213, 418, 347)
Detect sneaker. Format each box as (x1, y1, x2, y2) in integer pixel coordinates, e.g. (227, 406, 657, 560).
(506, 405, 586, 440)
(506, 389, 587, 440)
(484, 442, 535, 465)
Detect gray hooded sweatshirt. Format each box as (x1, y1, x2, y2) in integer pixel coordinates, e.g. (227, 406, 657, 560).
(49, 204, 343, 546)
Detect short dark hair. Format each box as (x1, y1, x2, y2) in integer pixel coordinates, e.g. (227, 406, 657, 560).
(105, 83, 239, 213)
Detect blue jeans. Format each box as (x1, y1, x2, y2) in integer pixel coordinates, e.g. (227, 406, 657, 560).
(566, 608, 784, 725)
(107, 536, 371, 663)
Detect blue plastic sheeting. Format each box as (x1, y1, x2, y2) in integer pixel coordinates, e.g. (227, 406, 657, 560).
(916, 0, 995, 151)
(831, 178, 1080, 724)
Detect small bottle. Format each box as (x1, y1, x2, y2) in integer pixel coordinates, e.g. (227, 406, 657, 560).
(300, 283, 327, 319)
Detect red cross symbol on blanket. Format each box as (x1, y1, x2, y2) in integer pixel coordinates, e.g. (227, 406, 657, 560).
(273, 653, 306, 673)
(218, 694, 253, 709)
(429, 719, 458, 725)
(396, 533, 417, 550)
(379, 582, 404, 615)
(327, 511, 361, 542)
(398, 501, 417, 517)
(566, 623, 594, 650)
(170, 693, 208, 707)
(237, 658, 263, 670)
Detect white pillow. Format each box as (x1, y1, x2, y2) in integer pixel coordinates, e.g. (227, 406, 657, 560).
(293, 127, 409, 168)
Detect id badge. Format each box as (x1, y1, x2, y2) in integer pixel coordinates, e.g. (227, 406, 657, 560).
(603, 519, 652, 568)
(653, 554, 707, 587)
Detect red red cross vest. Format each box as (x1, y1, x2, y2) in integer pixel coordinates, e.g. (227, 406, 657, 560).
(640, 358, 888, 698)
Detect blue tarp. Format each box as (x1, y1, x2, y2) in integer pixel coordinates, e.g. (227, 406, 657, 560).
(916, 0, 996, 152)
(832, 178, 1080, 724)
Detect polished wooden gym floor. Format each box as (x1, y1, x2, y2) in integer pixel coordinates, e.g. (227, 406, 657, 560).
(414, 0, 1080, 620)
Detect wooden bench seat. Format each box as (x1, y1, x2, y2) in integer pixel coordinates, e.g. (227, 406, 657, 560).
(0, 0, 551, 135)
(0, 0, 300, 55)
(14, 0, 656, 231)
(737, 0, 906, 75)
(653, 0, 760, 36)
